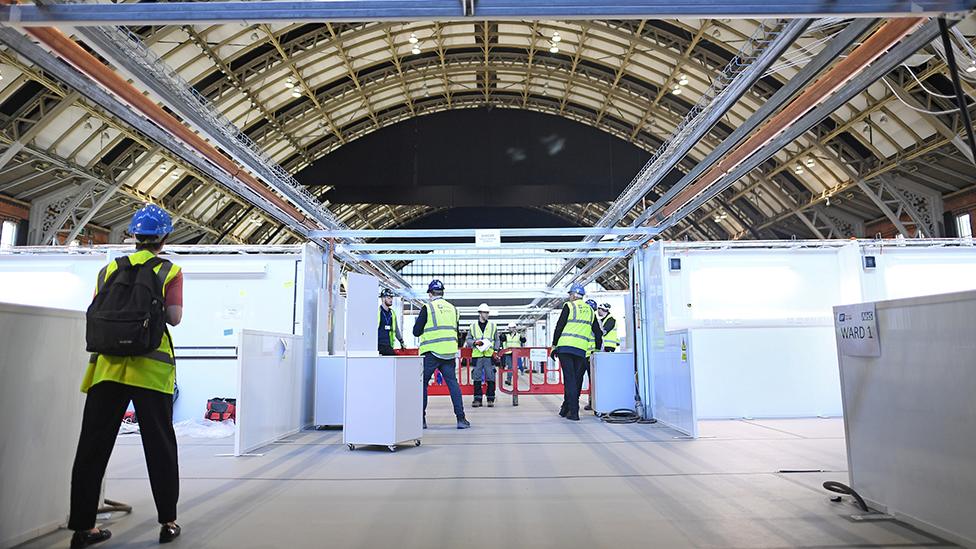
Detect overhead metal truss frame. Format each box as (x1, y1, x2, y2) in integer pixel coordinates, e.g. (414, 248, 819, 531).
(2, 0, 974, 26)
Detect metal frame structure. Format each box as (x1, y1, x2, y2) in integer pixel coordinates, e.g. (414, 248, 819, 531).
(2, 1, 973, 25)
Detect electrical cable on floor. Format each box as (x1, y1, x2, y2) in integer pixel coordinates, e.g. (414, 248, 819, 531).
(822, 481, 870, 513)
(97, 499, 133, 519)
(599, 408, 658, 424)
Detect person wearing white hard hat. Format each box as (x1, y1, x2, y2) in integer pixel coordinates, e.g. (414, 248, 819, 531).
(501, 322, 527, 385)
(596, 303, 619, 352)
(465, 303, 499, 407)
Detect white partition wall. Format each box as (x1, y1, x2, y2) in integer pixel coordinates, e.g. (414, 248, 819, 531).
(836, 290, 976, 547)
(637, 240, 976, 423)
(651, 330, 697, 436)
(235, 330, 305, 456)
(0, 245, 322, 422)
(0, 303, 87, 548)
(345, 272, 379, 356)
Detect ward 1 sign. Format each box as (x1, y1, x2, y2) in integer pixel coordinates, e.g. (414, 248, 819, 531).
(833, 303, 881, 357)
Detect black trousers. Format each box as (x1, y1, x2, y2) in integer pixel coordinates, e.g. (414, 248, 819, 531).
(69, 381, 179, 530)
(558, 353, 588, 415)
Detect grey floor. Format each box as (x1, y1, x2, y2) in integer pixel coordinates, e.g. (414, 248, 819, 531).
(22, 395, 954, 549)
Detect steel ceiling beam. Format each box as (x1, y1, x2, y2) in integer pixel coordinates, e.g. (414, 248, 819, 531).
(2, 1, 972, 26)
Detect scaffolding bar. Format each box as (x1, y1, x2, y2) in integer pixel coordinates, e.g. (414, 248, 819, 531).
(312, 227, 658, 239)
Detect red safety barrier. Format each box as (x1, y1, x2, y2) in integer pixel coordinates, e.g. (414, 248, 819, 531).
(424, 347, 587, 402)
(394, 348, 419, 356)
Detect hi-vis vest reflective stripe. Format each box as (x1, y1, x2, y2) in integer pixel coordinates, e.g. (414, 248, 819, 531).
(469, 320, 496, 358)
(419, 298, 458, 356)
(556, 300, 594, 352)
(378, 306, 398, 348)
(81, 250, 181, 395)
(602, 315, 620, 349)
(503, 332, 523, 349)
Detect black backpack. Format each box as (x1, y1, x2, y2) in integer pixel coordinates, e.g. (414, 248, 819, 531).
(86, 255, 171, 356)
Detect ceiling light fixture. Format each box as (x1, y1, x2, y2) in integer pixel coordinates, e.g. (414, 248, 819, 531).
(549, 45, 559, 53)
(291, 89, 302, 98)
(967, 63, 976, 73)
(170, 172, 179, 180)
(804, 157, 815, 168)
(794, 164, 804, 174)
(678, 74, 689, 86)
(552, 31, 561, 43)
(159, 165, 167, 173)
(411, 45, 421, 55)
(671, 85, 682, 96)
(408, 33, 418, 45)
(83, 119, 93, 130)
(284, 78, 295, 89)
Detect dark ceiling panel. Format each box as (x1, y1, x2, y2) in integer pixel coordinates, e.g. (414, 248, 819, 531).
(296, 108, 657, 208)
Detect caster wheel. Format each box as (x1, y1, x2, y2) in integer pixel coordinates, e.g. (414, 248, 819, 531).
(347, 444, 355, 451)
(388, 445, 397, 452)
(415, 440, 422, 447)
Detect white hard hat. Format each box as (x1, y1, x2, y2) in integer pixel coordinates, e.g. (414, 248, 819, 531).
(507, 322, 517, 330)
(477, 303, 490, 313)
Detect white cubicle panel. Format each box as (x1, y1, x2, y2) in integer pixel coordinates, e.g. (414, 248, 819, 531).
(0, 303, 87, 548)
(859, 245, 976, 302)
(345, 272, 378, 356)
(235, 330, 306, 456)
(0, 254, 106, 311)
(651, 331, 697, 436)
(836, 290, 976, 547)
(663, 248, 843, 327)
(690, 326, 842, 418)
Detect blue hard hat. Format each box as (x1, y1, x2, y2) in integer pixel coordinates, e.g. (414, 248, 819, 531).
(427, 279, 445, 292)
(585, 299, 597, 310)
(129, 204, 173, 237)
(569, 283, 586, 296)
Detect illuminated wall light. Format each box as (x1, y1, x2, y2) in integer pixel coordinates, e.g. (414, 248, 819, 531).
(408, 33, 418, 45)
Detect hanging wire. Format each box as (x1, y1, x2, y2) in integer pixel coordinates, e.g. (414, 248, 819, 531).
(881, 77, 969, 115)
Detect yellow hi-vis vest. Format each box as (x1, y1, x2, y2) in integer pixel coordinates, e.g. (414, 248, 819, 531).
(81, 250, 181, 395)
(378, 305, 399, 348)
(469, 320, 496, 358)
(503, 332, 523, 349)
(556, 299, 594, 352)
(601, 315, 620, 349)
(419, 298, 459, 357)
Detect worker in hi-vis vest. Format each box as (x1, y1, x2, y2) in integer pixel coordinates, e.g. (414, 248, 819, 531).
(378, 288, 404, 356)
(414, 279, 470, 429)
(465, 303, 499, 407)
(597, 303, 619, 352)
(550, 283, 602, 421)
(502, 322, 527, 385)
(69, 204, 183, 548)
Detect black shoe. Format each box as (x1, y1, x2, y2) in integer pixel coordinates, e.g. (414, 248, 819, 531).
(457, 416, 471, 429)
(487, 400, 495, 408)
(559, 404, 568, 417)
(71, 529, 111, 549)
(566, 413, 580, 421)
(423, 417, 427, 429)
(472, 400, 482, 408)
(504, 379, 511, 386)
(584, 404, 592, 411)
(159, 523, 181, 544)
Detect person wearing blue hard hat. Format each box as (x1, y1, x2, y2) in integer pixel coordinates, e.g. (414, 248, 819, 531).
(549, 282, 602, 421)
(585, 299, 597, 310)
(413, 279, 470, 429)
(69, 204, 183, 548)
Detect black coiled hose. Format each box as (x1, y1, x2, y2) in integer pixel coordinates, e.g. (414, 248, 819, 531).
(599, 408, 658, 424)
(823, 481, 870, 513)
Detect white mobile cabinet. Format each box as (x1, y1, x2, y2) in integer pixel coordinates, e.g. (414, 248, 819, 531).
(590, 352, 636, 415)
(343, 356, 423, 452)
(314, 354, 346, 427)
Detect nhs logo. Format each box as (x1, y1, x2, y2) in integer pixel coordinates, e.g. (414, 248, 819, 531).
(837, 313, 847, 322)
